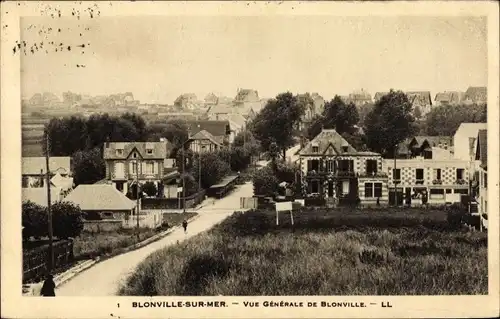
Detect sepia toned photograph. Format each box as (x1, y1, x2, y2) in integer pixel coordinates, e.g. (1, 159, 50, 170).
(1, 1, 499, 318)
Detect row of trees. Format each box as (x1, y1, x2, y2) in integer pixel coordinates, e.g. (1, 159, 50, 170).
(175, 131, 260, 194)
(22, 201, 84, 241)
(252, 89, 487, 160)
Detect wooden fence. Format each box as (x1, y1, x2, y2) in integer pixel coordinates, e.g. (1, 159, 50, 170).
(23, 239, 74, 283)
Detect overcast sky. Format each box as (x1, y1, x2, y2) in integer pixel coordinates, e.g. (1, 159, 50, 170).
(21, 15, 487, 104)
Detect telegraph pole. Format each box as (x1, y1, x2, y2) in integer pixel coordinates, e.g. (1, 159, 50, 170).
(197, 124, 201, 190)
(393, 144, 398, 207)
(182, 147, 186, 214)
(45, 136, 54, 272)
(136, 161, 140, 242)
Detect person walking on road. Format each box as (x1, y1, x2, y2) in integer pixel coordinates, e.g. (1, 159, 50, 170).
(40, 273, 56, 297)
(182, 219, 188, 234)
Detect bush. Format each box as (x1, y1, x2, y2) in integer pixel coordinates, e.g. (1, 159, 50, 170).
(142, 181, 158, 197)
(446, 203, 467, 229)
(253, 166, 279, 197)
(180, 173, 200, 197)
(22, 201, 48, 240)
(52, 202, 84, 239)
(229, 146, 252, 172)
(192, 152, 231, 189)
(274, 161, 298, 184)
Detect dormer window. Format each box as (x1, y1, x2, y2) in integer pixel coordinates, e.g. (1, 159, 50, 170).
(312, 146, 319, 153)
(133, 153, 137, 158)
(146, 149, 153, 155)
(342, 146, 348, 153)
(116, 149, 123, 156)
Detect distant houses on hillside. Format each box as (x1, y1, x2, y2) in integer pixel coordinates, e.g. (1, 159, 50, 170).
(371, 86, 487, 118)
(340, 89, 373, 107)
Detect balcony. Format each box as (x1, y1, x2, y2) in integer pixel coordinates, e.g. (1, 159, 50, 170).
(432, 179, 443, 185)
(358, 171, 388, 178)
(456, 179, 467, 185)
(416, 179, 425, 185)
(336, 170, 356, 178)
(305, 170, 356, 178)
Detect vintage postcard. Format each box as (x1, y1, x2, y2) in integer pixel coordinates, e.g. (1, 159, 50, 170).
(1, 1, 499, 318)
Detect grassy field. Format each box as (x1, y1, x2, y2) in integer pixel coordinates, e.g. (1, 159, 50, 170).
(22, 120, 45, 157)
(119, 208, 488, 296)
(73, 213, 197, 260)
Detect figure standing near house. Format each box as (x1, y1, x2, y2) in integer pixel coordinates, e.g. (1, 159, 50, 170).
(40, 274, 56, 297)
(182, 219, 188, 234)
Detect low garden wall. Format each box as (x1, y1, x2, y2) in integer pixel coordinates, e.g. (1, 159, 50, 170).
(83, 220, 123, 233)
(141, 190, 206, 210)
(123, 212, 163, 229)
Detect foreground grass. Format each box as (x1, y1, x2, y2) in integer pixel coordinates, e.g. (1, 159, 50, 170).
(73, 212, 197, 259)
(119, 209, 487, 296)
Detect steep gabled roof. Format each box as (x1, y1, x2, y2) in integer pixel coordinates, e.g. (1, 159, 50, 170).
(206, 103, 233, 115)
(465, 86, 487, 102)
(406, 91, 432, 106)
(299, 129, 357, 156)
(64, 184, 136, 211)
(413, 136, 453, 148)
(434, 91, 464, 104)
(234, 89, 259, 102)
(185, 120, 230, 138)
(103, 142, 169, 160)
(475, 129, 487, 169)
(188, 130, 222, 146)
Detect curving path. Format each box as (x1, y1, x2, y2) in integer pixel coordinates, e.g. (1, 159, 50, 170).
(55, 182, 254, 296)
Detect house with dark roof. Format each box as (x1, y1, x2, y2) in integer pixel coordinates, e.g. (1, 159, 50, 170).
(233, 89, 259, 106)
(102, 141, 174, 197)
(185, 120, 232, 145)
(298, 128, 388, 207)
(186, 130, 223, 153)
(434, 91, 465, 106)
(464, 86, 487, 105)
(406, 91, 433, 116)
(205, 103, 234, 121)
(397, 136, 453, 159)
(475, 129, 487, 218)
(174, 93, 201, 110)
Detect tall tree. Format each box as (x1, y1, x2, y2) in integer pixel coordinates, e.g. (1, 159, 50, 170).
(120, 112, 148, 140)
(251, 92, 305, 159)
(306, 115, 324, 140)
(423, 103, 487, 136)
(44, 116, 87, 156)
(364, 90, 418, 157)
(72, 147, 105, 185)
(322, 96, 359, 135)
